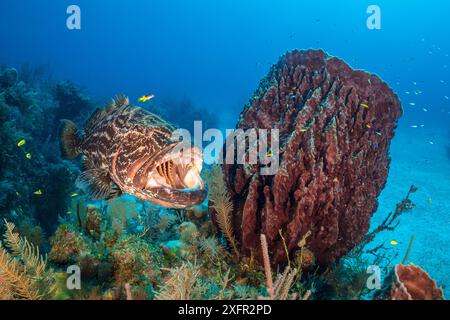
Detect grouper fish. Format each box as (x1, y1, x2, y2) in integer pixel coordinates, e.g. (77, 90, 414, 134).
(59, 95, 206, 208)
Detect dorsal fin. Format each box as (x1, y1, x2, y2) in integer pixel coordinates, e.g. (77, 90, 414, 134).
(107, 94, 129, 112)
(84, 108, 104, 133)
(84, 94, 129, 133)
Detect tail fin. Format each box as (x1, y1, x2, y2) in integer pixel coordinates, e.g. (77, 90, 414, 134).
(60, 119, 80, 159)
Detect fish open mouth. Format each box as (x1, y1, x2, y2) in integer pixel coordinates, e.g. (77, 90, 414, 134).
(143, 144, 206, 208)
(152, 153, 203, 190)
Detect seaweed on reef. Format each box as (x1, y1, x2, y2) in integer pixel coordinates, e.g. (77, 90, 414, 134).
(39, 192, 319, 300)
(45, 197, 168, 299)
(155, 260, 206, 300)
(0, 220, 55, 300)
(205, 165, 240, 259)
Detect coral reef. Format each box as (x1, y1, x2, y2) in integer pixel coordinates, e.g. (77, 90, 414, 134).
(53, 80, 92, 128)
(221, 49, 402, 265)
(0, 66, 84, 234)
(0, 59, 435, 301)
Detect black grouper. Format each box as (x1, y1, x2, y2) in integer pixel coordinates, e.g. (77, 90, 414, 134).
(60, 95, 206, 208)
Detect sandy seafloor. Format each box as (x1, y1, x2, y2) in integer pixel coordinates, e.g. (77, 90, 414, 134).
(369, 122, 449, 297)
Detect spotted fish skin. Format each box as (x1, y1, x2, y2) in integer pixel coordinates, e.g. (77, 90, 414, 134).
(60, 95, 206, 208)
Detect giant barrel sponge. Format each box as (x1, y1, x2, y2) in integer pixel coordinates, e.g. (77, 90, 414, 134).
(221, 49, 402, 266)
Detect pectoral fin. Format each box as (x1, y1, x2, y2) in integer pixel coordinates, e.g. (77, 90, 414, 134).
(76, 168, 122, 200)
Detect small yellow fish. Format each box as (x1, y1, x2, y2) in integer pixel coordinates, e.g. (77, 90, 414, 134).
(25, 153, 31, 159)
(366, 123, 372, 129)
(17, 139, 26, 147)
(390, 240, 398, 246)
(266, 149, 273, 157)
(33, 189, 43, 195)
(299, 128, 308, 133)
(428, 198, 433, 205)
(70, 192, 78, 197)
(138, 94, 155, 102)
(360, 103, 369, 109)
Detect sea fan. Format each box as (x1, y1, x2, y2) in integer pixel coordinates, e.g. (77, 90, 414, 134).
(0, 220, 53, 300)
(3, 220, 47, 277)
(0, 242, 42, 299)
(205, 165, 239, 258)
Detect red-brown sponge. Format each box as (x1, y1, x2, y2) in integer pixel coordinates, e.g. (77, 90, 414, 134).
(221, 49, 402, 266)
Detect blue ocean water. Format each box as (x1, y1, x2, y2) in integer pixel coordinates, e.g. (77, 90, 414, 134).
(0, 0, 449, 298)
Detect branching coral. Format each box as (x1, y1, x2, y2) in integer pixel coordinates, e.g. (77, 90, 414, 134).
(0, 245, 41, 300)
(155, 260, 206, 300)
(198, 236, 226, 261)
(0, 220, 54, 300)
(258, 234, 300, 300)
(206, 165, 239, 258)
